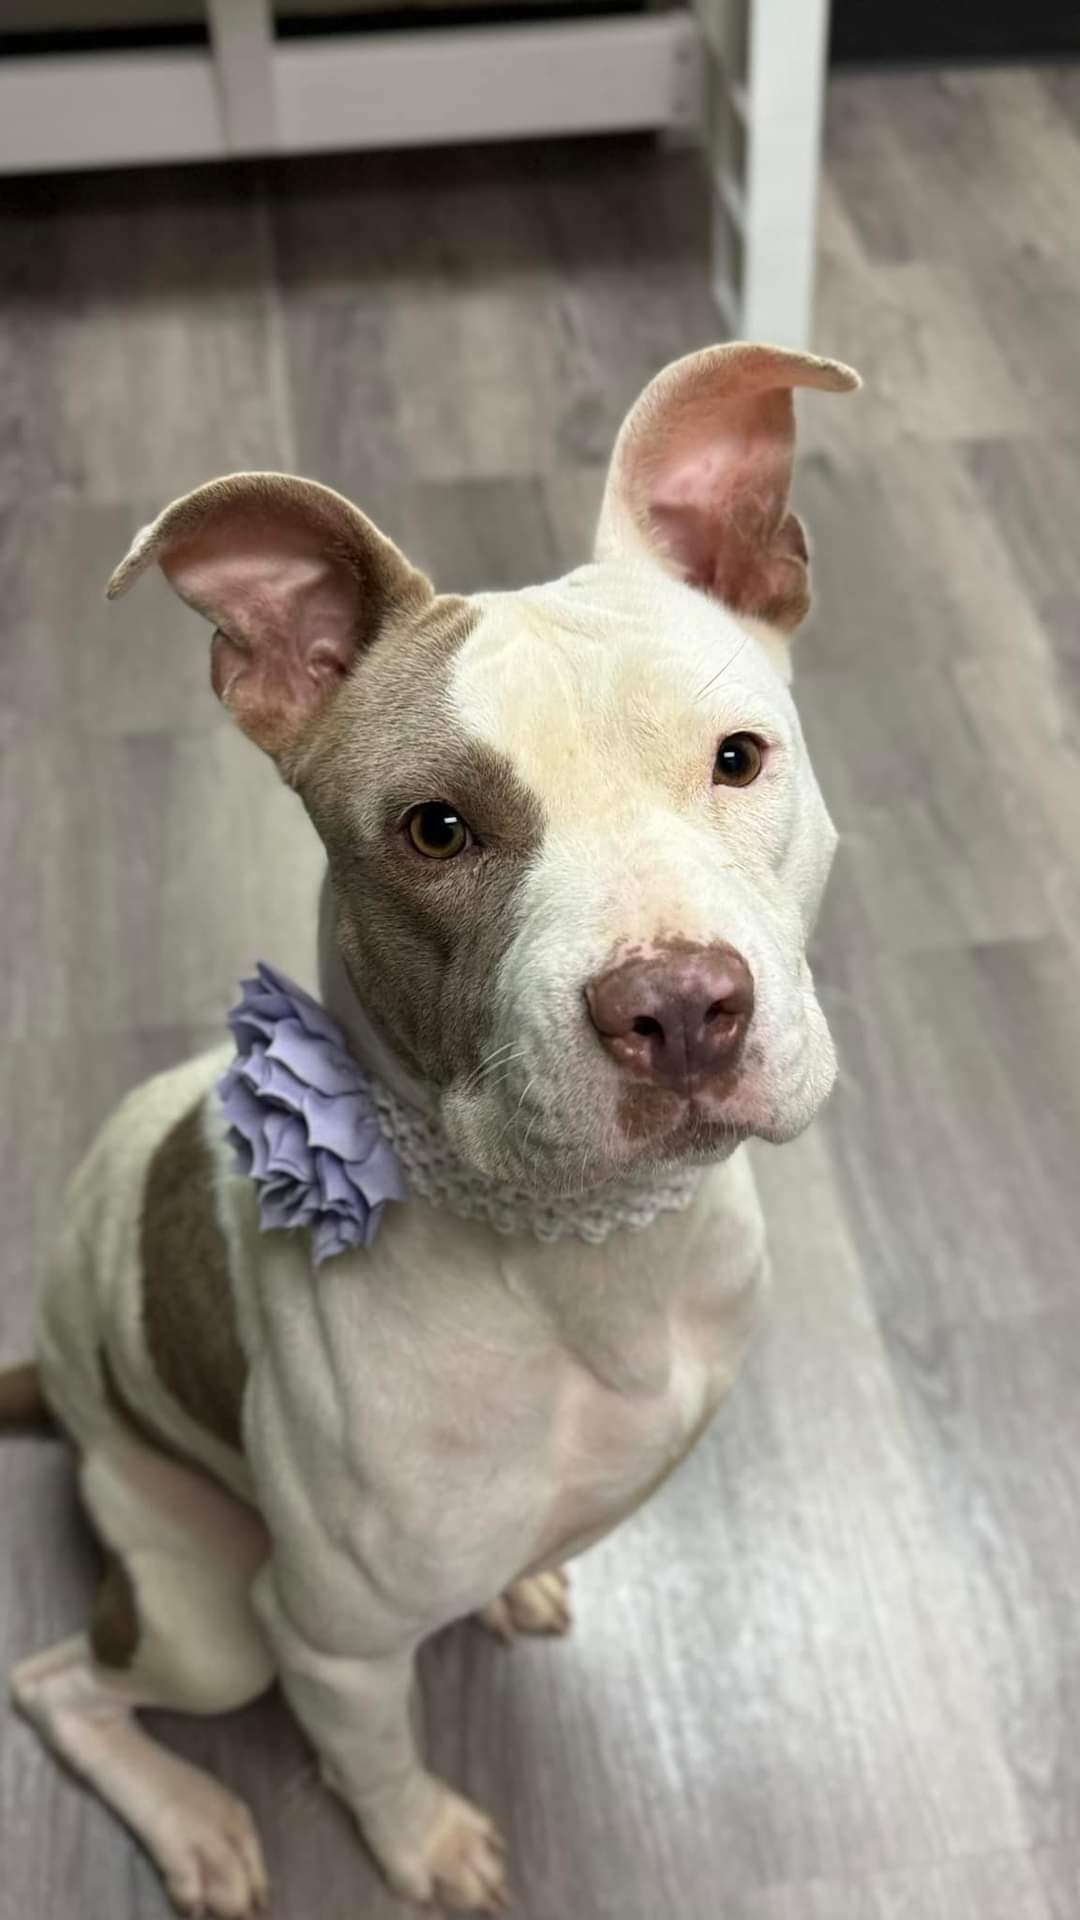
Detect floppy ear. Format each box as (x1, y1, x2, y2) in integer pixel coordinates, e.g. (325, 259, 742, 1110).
(107, 472, 432, 769)
(596, 342, 860, 632)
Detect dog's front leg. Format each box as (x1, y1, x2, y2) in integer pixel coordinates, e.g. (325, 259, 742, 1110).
(254, 1562, 508, 1913)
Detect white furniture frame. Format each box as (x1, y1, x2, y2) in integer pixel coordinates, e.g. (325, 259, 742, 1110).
(0, 0, 830, 345)
(697, 0, 830, 344)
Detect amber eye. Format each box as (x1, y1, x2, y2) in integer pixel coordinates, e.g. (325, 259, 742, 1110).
(406, 802, 471, 860)
(713, 733, 764, 788)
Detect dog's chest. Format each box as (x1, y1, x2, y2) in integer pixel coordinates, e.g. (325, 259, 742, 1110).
(529, 1326, 718, 1569)
(245, 1158, 765, 1616)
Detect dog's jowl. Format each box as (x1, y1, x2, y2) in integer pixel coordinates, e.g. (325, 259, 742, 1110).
(4, 343, 858, 1917)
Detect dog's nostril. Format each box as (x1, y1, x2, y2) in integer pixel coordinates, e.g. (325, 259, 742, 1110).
(704, 1001, 729, 1027)
(631, 1015, 664, 1040)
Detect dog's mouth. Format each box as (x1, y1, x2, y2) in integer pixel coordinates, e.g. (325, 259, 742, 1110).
(610, 1033, 829, 1162)
(611, 1077, 748, 1149)
(478, 1034, 828, 1195)
(445, 1011, 832, 1198)
(454, 1075, 755, 1200)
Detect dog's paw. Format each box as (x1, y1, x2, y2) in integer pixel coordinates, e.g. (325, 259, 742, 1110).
(375, 1783, 509, 1913)
(477, 1569, 571, 1642)
(152, 1775, 269, 1919)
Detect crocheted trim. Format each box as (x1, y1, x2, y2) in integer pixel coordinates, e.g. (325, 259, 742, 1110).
(369, 1080, 702, 1245)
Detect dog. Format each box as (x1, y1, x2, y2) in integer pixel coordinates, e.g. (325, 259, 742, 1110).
(2, 341, 858, 1917)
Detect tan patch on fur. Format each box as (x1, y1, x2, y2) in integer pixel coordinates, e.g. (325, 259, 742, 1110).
(304, 595, 546, 1087)
(140, 1104, 247, 1453)
(90, 1555, 141, 1670)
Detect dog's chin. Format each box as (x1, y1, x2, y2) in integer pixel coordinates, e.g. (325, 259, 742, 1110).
(443, 1066, 829, 1201)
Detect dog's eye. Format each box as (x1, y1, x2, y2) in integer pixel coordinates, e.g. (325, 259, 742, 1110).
(713, 734, 764, 788)
(405, 802, 471, 860)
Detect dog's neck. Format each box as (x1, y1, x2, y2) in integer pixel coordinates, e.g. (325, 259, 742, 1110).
(316, 876, 704, 1248)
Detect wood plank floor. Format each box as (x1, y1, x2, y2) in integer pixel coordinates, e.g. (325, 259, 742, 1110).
(3, 61, 1080, 1920)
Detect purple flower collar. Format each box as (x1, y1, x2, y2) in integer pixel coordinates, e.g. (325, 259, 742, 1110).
(218, 962, 408, 1266)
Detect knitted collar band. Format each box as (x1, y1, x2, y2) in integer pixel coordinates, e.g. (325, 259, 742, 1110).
(219, 962, 702, 1265)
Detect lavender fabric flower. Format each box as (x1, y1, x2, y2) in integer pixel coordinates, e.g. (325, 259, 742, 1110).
(217, 962, 408, 1265)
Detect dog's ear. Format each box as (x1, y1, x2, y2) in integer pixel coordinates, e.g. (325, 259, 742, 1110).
(596, 343, 860, 632)
(107, 473, 432, 770)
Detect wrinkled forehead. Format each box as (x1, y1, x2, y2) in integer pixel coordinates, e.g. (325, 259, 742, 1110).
(448, 561, 794, 820)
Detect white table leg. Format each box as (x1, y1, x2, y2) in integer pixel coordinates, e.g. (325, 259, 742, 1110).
(699, 0, 830, 347)
(206, 0, 276, 154)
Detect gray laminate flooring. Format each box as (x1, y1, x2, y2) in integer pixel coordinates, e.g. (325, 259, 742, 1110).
(3, 60, 1080, 1920)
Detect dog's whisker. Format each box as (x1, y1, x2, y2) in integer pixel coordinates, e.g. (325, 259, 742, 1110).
(462, 1043, 523, 1093)
(479, 1066, 525, 1100)
(518, 1108, 542, 1178)
(693, 636, 748, 706)
(455, 1044, 522, 1090)
(480, 1042, 520, 1065)
(578, 1148, 591, 1196)
(496, 1076, 537, 1148)
(482, 1048, 527, 1078)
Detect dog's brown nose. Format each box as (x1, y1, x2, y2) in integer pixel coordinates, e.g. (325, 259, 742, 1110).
(585, 944, 754, 1092)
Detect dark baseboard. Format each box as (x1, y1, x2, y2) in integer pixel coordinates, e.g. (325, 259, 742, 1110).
(831, 1, 1080, 64)
(0, 2, 645, 62)
(277, 0, 645, 35)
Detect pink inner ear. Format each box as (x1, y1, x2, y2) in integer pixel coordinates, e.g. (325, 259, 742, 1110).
(164, 518, 363, 756)
(598, 344, 858, 626)
(640, 388, 809, 628)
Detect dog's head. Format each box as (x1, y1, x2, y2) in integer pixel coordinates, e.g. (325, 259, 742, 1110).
(110, 343, 859, 1196)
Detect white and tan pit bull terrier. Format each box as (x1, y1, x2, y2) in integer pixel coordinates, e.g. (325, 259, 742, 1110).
(2, 342, 859, 1916)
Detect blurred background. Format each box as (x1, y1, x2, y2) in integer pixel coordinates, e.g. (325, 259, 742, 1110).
(2, 5, 1080, 1918)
